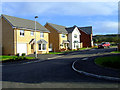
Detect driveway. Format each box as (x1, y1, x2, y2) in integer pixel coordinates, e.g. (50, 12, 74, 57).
(2, 47, 120, 88)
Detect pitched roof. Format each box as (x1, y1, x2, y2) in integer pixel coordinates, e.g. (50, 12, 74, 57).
(47, 23, 68, 34)
(46, 22, 92, 35)
(2, 14, 50, 33)
(78, 26, 92, 35)
(65, 25, 76, 33)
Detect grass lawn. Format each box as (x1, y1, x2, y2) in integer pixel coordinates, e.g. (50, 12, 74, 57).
(48, 48, 92, 54)
(0, 55, 35, 61)
(95, 56, 120, 69)
(79, 48, 91, 50)
(47, 52, 64, 54)
(111, 51, 120, 53)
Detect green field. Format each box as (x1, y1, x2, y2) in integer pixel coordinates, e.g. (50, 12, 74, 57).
(0, 55, 35, 61)
(95, 56, 120, 69)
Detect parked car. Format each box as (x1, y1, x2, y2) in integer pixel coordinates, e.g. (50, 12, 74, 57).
(98, 42, 110, 48)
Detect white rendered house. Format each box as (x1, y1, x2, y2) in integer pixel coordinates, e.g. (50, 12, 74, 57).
(66, 26, 81, 49)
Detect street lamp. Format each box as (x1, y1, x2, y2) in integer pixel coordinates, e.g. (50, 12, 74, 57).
(35, 16, 38, 58)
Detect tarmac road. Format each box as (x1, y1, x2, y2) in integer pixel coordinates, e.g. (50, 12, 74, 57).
(2, 47, 120, 88)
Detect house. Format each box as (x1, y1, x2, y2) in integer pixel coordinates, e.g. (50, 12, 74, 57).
(45, 23, 82, 52)
(1, 14, 50, 55)
(45, 23, 69, 52)
(78, 26, 93, 47)
(65, 25, 81, 50)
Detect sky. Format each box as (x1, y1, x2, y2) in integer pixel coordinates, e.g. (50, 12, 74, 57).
(0, 2, 118, 35)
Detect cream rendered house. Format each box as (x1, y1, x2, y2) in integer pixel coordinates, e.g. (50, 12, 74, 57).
(1, 14, 50, 55)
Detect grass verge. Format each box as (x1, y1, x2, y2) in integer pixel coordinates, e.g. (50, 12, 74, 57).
(95, 56, 120, 69)
(111, 51, 120, 53)
(0, 55, 35, 61)
(48, 48, 93, 54)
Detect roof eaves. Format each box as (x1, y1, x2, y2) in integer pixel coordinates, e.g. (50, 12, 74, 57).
(2, 14, 14, 27)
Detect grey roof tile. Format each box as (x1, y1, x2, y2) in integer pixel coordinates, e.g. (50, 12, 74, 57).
(47, 23, 68, 34)
(78, 26, 92, 35)
(2, 14, 50, 33)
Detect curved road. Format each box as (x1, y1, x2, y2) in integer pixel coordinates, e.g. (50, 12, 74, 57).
(2, 47, 120, 88)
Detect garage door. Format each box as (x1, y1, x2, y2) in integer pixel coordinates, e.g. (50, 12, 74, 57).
(17, 43, 27, 55)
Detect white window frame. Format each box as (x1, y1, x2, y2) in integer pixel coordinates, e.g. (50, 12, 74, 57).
(20, 30, 24, 37)
(38, 44, 46, 51)
(40, 32, 44, 38)
(31, 31, 34, 36)
(61, 34, 65, 38)
(74, 34, 77, 38)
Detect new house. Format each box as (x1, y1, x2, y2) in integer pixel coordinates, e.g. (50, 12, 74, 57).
(45, 23, 82, 52)
(1, 14, 50, 55)
(78, 26, 93, 47)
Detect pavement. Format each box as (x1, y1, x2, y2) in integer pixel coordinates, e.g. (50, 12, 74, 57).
(73, 54, 120, 81)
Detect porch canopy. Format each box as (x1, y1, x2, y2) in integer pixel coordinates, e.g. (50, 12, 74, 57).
(29, 39, 35, 44)
(63, 40, 70, 44)
(37, 39, 48, 44)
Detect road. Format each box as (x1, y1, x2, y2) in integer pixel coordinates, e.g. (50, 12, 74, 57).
(2, 47, 120, 88)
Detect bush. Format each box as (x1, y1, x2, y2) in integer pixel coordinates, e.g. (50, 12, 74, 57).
(22, 53, 26, 57)
(16, 53, 20, 57)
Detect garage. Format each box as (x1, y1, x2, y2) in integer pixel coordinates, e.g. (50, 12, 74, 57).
(17, 43, 27, 55)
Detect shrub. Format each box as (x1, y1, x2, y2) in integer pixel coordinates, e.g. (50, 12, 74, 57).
(16, 53, 20, 57)
(22, 53, 26, 57)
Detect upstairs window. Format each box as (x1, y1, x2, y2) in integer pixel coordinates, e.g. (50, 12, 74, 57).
(20, 30, 24, 36)
(40, 32, 44, 38)
(61, 34, 65, 38)
(31, 31, 34, 36)
(74, 34, 77, 38)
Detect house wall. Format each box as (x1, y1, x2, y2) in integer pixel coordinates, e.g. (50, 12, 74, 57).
(2, 17, 14, 55)
(68, 33, 72, 49)
(59, 34, 68, 50)
(14, 29, 49, 55)
(79, 30, 92, 47)
(0, 17, 2, 55)
(45, 23, 59, 52)
(71, 27, 81, 49)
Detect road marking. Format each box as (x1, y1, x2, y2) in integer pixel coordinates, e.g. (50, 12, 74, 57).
(82, 58, 88, 60)
(48, 56, 63, 60)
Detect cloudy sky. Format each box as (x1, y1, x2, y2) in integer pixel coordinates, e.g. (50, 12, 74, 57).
(1, 2, 118, 35)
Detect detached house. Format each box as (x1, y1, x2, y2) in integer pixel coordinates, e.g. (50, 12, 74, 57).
(1, 14, 50, 55)
(45, 23, 81, 52)
(78, 26, 93, 47)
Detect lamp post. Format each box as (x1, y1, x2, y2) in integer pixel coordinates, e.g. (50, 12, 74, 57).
(35, 16, 38, 58)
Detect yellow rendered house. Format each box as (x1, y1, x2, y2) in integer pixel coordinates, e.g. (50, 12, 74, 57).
(1, 14, 50, 55)
(45, 22, 69, 52)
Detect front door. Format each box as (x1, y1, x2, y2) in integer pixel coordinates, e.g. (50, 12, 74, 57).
(31, 44, 34, 54)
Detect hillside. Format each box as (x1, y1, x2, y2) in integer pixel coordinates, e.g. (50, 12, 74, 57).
(93, 34, 120, 43)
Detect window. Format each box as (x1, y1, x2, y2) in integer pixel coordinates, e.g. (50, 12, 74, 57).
(42, 44, 46, 50)
(31, 31, 34, 36)
(20, 30, 24, 36)
(39, 44, 42, 50)
(61, 34, 65, 38)
(74, 34, 77, 38)
(38, 44, 46, 50)
(40, 32, 44, 38)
